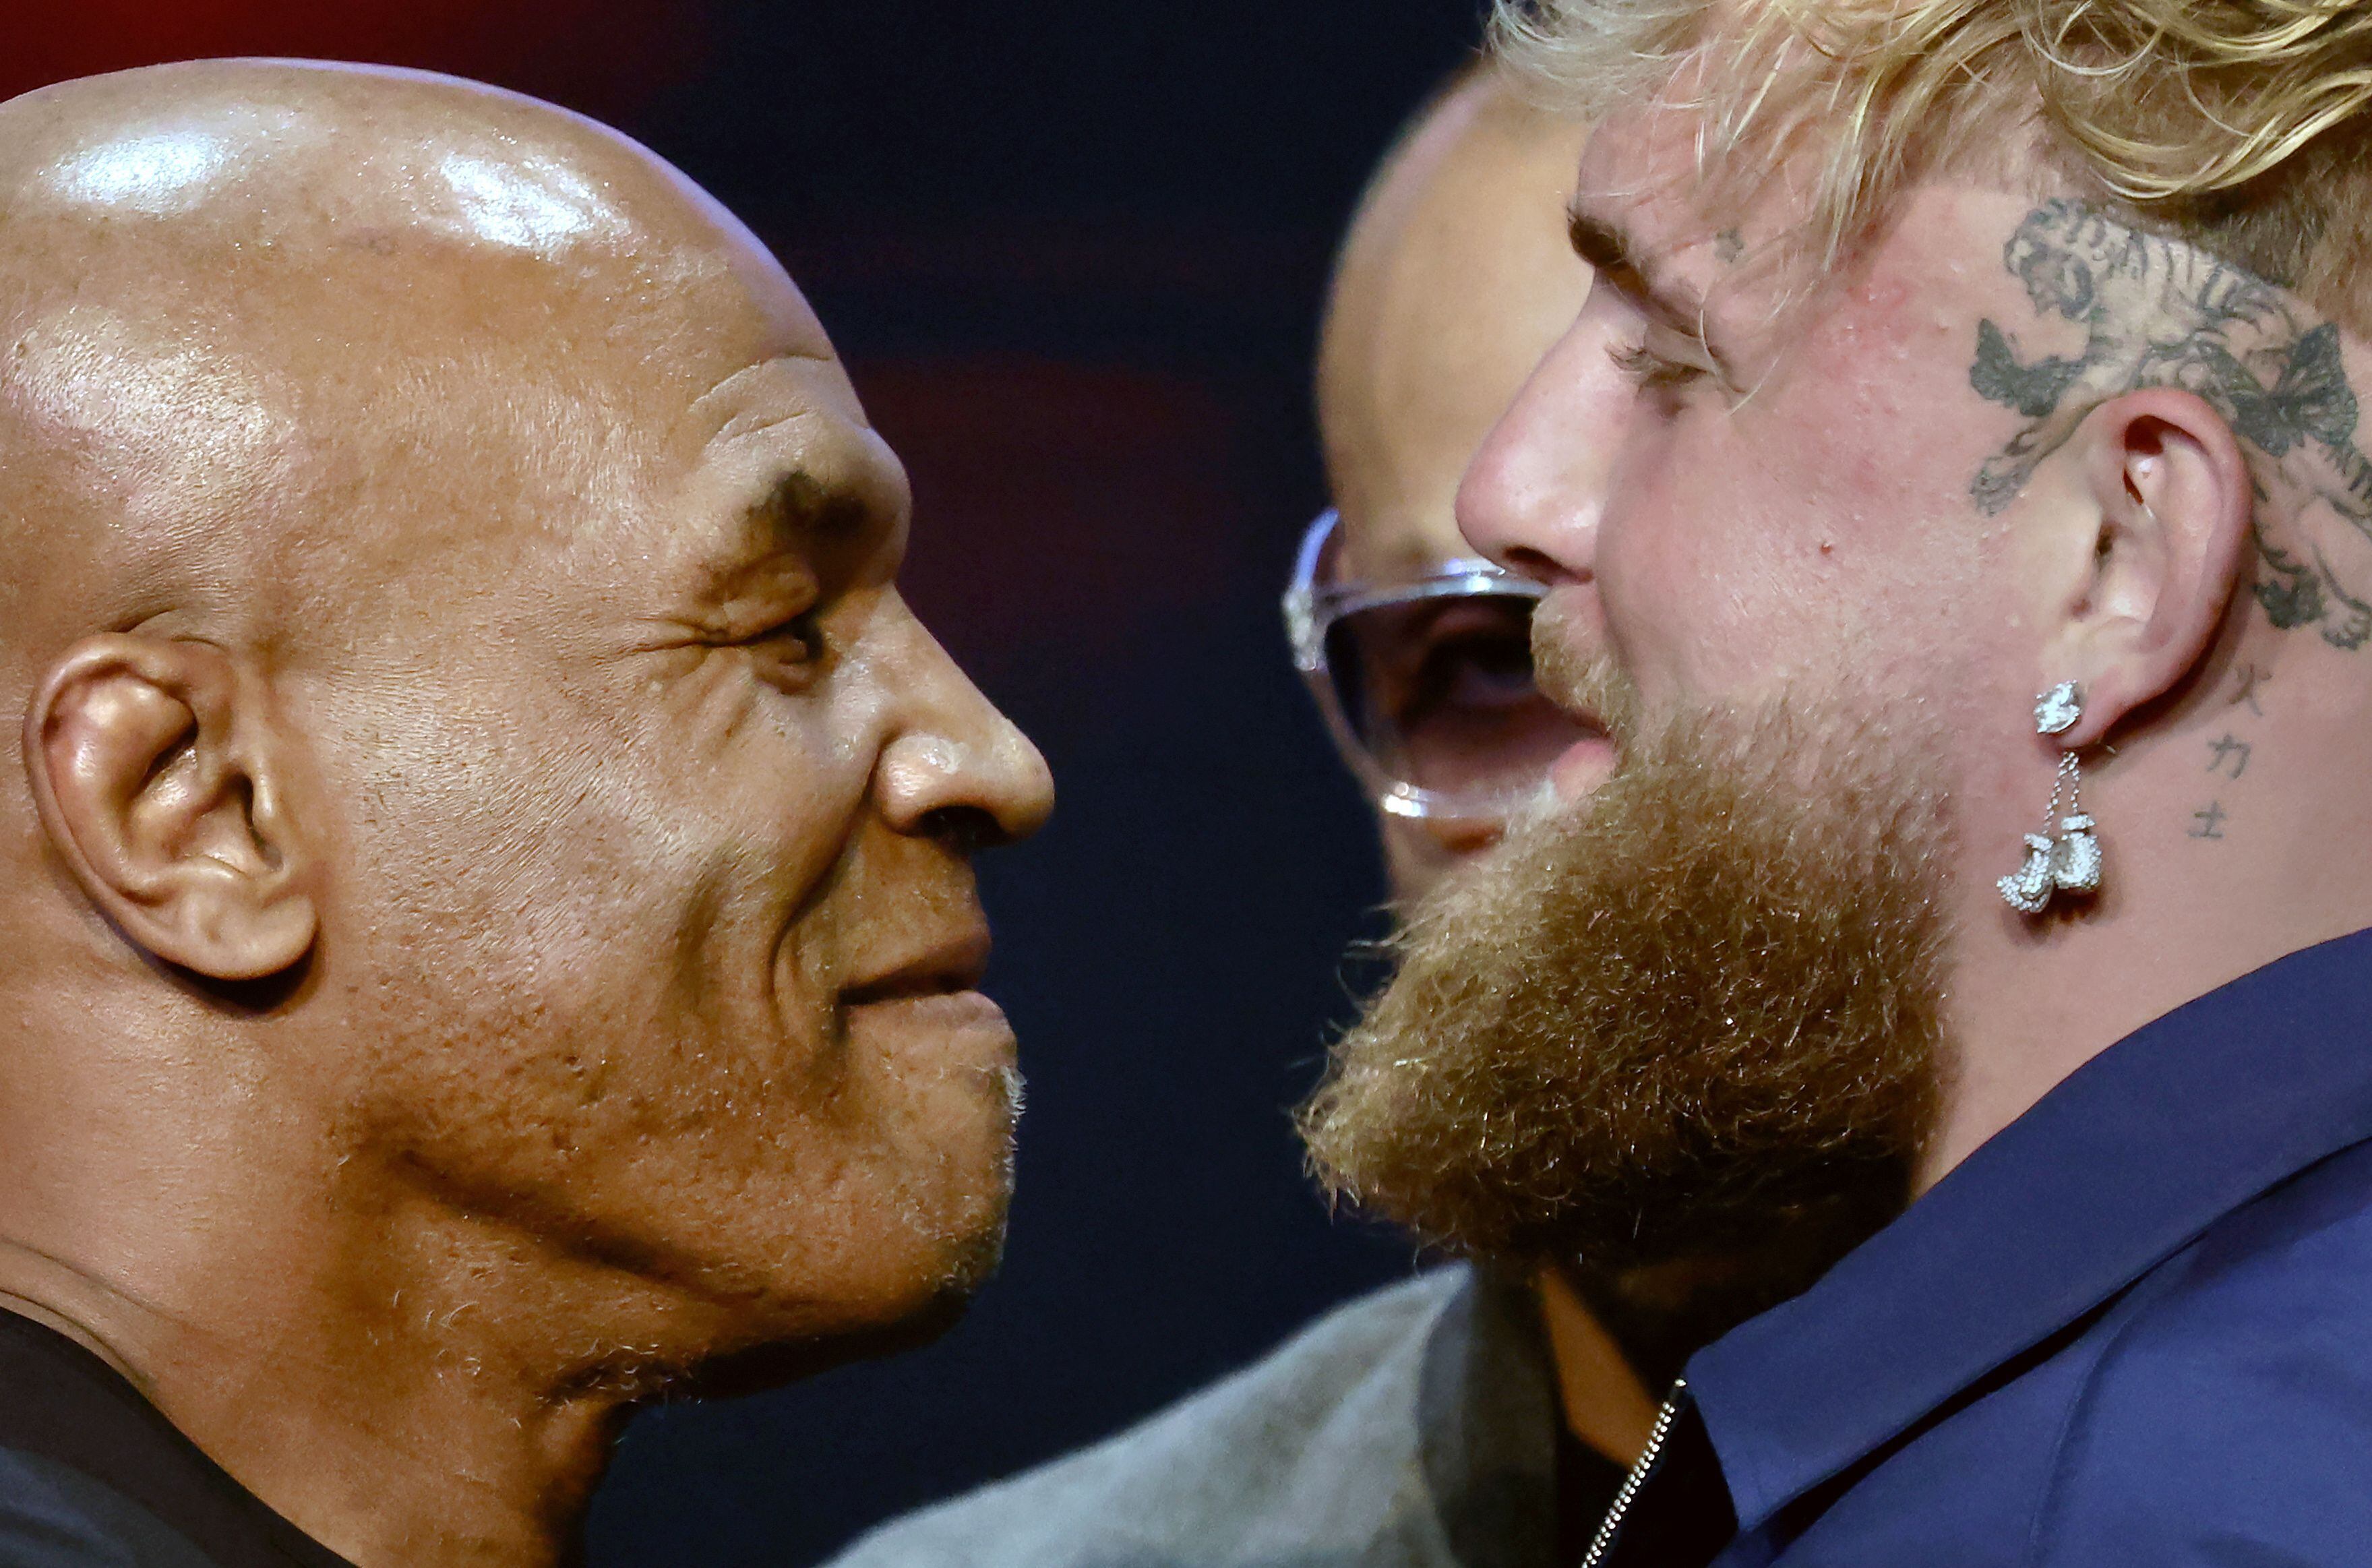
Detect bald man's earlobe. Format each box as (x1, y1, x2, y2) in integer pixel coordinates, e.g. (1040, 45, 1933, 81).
(2028, 389, 2253, 745)
(23, 637, 317, 982)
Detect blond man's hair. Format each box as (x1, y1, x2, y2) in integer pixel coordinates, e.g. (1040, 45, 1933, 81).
(1492, 0, 2372, 334)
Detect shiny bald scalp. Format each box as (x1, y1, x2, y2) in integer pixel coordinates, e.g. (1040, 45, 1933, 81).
(0, 60, 807, 680)
(1318, 66, 1589, 588)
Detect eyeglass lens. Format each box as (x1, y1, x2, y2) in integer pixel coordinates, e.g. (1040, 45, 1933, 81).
(1321, 594, 1593, 804)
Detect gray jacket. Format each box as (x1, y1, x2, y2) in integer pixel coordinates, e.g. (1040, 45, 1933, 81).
(827, 1267, 1567, 1568)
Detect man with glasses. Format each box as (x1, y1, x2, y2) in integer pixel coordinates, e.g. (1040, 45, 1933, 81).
(1286, 504, 1571, 885)
(834, 65, 1649, 1568)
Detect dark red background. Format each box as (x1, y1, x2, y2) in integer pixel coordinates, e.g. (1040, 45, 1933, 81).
(0, 1, 706, 121)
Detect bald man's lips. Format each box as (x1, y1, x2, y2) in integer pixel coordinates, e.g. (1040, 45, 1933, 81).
(843, 989, 1018, 1096)
(842, 930, 1016, 1075)
(849, 989, 1012, 1037)
(843, 926, 992, 1006)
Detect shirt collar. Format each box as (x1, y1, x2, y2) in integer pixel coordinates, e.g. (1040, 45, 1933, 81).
(1418, 1267, 1561, 1568)
(1688, 926, 2372, 1532)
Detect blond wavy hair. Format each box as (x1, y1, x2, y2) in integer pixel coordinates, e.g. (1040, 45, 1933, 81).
(1492, 0, 2372, 333)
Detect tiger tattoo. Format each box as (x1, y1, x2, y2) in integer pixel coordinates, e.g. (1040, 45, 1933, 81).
(1970, 200, 2372, 650)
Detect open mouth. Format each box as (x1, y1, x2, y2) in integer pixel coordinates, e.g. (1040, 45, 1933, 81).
(1547, 709, 1620, 803)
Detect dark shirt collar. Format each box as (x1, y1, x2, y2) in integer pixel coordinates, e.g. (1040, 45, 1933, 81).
(1413, 1266, 1629, 1567)
(1689, 926, 2372, 1532)
(1417, 1267, 1560, 1568)
(0, 1308, 355, 1568)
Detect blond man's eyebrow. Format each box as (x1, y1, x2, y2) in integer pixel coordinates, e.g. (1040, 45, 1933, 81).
(1567, 209, 1633, 274)
(1568, 203, 1711, 331)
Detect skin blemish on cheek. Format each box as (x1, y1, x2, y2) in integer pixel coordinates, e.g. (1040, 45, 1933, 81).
(1854, 276, 1914, 316)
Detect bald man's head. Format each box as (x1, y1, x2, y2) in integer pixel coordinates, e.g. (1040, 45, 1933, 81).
(1312, 69, 1596, 895)
(0, 62, 1050, 1565)
(1319, 68, 1592, 587)
(0, 61, 805, 665)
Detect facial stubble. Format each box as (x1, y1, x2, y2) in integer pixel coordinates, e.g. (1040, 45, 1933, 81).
(1300, 672, 1951, 1275)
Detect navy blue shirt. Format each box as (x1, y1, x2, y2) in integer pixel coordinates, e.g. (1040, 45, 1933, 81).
(1685, 926, 2372, 1565)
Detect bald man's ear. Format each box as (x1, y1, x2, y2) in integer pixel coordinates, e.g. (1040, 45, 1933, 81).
(2026, 389, 2253, 744)
(23, 636, 317, 982)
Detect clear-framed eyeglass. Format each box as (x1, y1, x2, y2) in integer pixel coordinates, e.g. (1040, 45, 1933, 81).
(1282, 508, 1585, 824)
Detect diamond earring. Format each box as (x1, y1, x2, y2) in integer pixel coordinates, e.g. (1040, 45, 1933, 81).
(1999, 683, 2103, 915)
(2034, 680, 2081, 736)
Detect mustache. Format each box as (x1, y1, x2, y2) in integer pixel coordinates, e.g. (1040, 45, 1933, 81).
(1530, 595, 1643, 747)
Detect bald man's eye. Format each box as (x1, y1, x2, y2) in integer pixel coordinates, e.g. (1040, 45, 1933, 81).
(743, 608, 827, 693)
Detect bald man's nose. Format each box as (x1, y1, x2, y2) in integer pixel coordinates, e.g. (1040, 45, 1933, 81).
(1455, 315, 1615, 589)
(875, 619, 1053, 851)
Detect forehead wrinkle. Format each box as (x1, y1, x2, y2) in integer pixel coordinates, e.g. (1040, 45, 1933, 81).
(690, 353, 841, 442)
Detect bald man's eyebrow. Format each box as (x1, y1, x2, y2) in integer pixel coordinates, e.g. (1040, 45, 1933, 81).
(690, 466, 880, 607)
(758, 468, 875, 545)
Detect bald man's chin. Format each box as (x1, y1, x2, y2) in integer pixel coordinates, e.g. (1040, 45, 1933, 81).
(674, 1274, 988, 1399)
(669, 1188, 1009, 1401)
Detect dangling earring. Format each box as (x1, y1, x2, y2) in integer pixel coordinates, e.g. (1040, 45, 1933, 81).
(1999, 824, 2058, 915)
(2049, 754, 2102, 895)
(1998, 681, 2103, 915)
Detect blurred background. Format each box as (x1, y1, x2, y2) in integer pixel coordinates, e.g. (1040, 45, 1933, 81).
(3, 4, 1486, 1561)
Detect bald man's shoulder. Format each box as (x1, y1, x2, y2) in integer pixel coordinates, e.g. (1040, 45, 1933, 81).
(828, 1267, 1560, 1568)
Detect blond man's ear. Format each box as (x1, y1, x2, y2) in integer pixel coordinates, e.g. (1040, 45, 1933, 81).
(2021, 388, 2254, 745)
